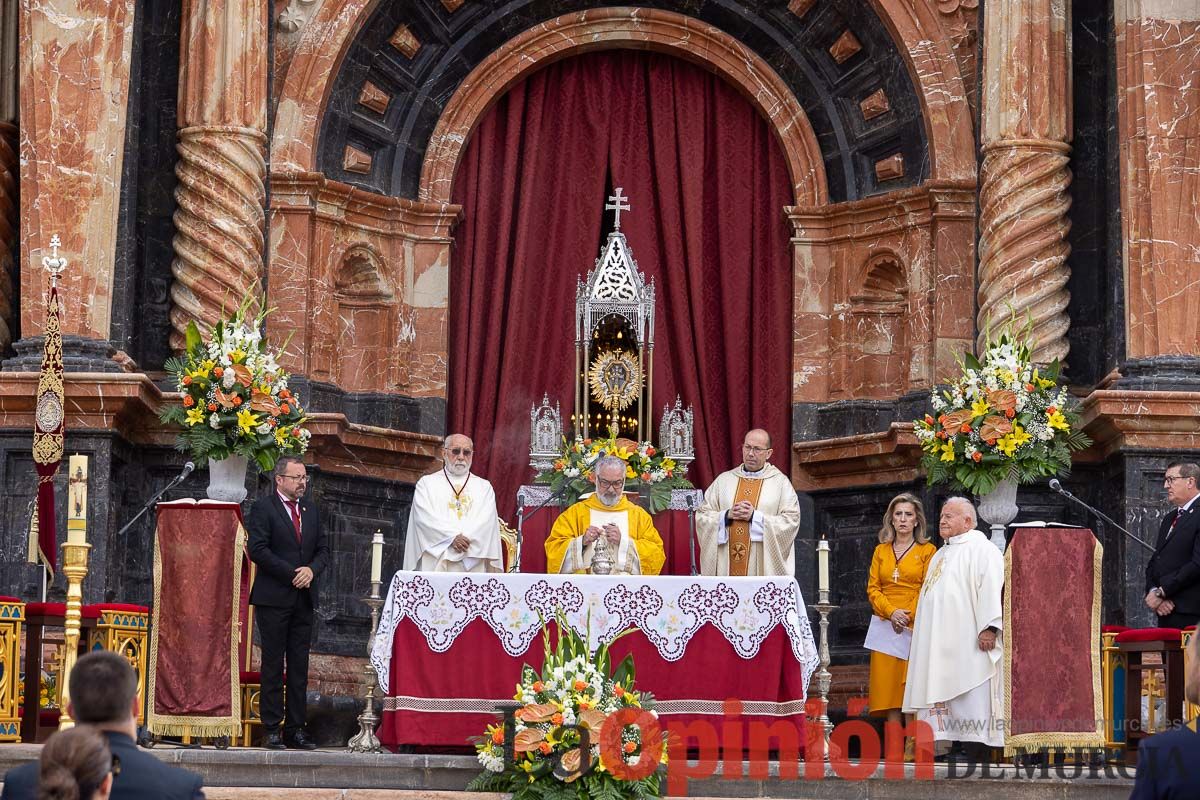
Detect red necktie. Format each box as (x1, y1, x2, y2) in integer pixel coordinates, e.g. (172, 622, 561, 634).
(1170, 508, 1182, 534)
(286, 500, 302, 544)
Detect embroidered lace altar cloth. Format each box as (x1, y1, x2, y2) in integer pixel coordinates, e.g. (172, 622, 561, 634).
(371, 571, 820, 750)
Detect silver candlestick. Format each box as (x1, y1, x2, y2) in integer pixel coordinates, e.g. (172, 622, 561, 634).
(347, 578, 384, 753)
(811, 585, 839, 761)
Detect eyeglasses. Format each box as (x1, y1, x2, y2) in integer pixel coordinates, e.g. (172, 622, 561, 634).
(445, 448, 473, 457)
(1165, 475, 1191, 485)
(280, 473, 308, 483)
(743, 445, 772, 454)
(597, 478, 625, 490)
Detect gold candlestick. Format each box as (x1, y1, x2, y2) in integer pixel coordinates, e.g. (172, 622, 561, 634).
(59, 455, 90, 729)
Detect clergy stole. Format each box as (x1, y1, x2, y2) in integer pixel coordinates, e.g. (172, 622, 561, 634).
(728, 478, 765, 577)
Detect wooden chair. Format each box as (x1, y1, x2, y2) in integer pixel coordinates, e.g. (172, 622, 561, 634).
(84, 604, 150, 725)
(20, 602, 99, 742)
(500, 518, 518, 572)
(1116, 627, 1184, 763)
(0, 597, 24, 742)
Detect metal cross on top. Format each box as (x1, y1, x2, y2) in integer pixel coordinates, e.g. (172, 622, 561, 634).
(605, 187, 630, 231)
(42, 234, 68, 285)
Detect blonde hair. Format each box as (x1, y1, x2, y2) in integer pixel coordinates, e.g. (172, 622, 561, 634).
(878, 493, 928, 544)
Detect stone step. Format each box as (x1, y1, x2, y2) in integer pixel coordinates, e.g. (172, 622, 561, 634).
(0, 745, 1135, 799)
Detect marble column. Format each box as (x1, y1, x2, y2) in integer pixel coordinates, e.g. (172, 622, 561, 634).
(1114, 0, 1200, 389)
(12, 1, 137, 371)
(170, 0, 268, 351)
(0, 0, 17, 353)
(977, 0, 1073, 362)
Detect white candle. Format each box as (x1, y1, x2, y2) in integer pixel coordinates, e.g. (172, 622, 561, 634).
(370, 529, 384, 584)
(816, 537, 830, 595)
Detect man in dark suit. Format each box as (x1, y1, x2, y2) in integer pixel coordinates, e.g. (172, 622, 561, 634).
(1130, 624, 1200, 798)
(0, 651, 204, 799)
(1145, 462, 1200, 629)
(247, 455, 329, 750)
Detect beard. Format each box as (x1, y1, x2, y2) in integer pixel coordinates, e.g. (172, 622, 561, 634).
(446, 461, 470, 478)
(597, 488, 622, 507)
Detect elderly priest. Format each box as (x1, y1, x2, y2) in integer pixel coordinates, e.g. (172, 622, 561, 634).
(545, 455, 665, 575)
(696, 429, 800, 576)
(402, 434, 503, 573)
(903, 496, 1005, 754)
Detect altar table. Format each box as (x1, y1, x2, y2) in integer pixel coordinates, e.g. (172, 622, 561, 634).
(372, 571, 820, 750)
(515, 486, 702, 575)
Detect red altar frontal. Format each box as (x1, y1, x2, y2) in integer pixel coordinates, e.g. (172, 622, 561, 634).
(515, 486, 701, 575)
(371, 572, 819, 751)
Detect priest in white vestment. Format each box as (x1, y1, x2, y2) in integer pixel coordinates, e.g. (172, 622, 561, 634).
(402, 434, 503, 573)
(903, 496, 1005, 750)
(696, 429, 800, 576)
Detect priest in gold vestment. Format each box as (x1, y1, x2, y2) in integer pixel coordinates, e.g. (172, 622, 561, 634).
(696, 429, 800, 576)
(545, 456, 665, 575)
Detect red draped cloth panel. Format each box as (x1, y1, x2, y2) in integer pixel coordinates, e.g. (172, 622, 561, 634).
(449, 50, 796, 519)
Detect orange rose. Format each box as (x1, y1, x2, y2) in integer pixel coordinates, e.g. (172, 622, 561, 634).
(624, 741, 637, 754)
(959, 423, 971, 434)
(640, 472, 651, 481)
(182, 375, 193, 386)
(183, 395, 195, 407)
(213, 366, 224, 377)
(491, 728, 504, 745)
(986, 438, 997, 446)
(280, 389, 291, 399)
(207, 402, 217, 412)
(936, 431, 948, 440)
(538, 742, 552, 755)
(1005, 408, 1016, 419)
(578, 701, 590, 711)
(938, 415, 947, 424)
(291, 429, 301, 437)
(1025, 383, 1035, 392)
(573, 680, 587, 692)
(1047, 406, 1057, 415)
(972, 452, 983, 463)
(646, 447, 656, 456)
(532, 681, 544, 693)
(613, 685, 624, 697)
(924, 415, 935, 425)
(551, 713, 564, 725)
(232, 395, 243, 406)
(281, 404, 291, 414)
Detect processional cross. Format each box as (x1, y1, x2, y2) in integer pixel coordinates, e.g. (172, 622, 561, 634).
(605, 188, 630, 231)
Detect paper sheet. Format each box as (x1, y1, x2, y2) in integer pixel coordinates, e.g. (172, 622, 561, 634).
(864, 615, 912, 659)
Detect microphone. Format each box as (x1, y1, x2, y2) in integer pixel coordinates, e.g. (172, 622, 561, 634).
(1048, 478, 1154, 552)
(180, 461, 196, 479)
(115, 460, 198, 538)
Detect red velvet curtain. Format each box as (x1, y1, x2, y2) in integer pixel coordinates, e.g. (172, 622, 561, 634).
(449, 51, 794, 519)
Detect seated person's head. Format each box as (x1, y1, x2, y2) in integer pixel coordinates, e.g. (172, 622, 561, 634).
(38, 725, 114, 800)
(68, 651, 139, 727)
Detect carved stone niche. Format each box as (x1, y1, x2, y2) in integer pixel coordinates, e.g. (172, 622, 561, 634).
(329, 245, 397, 392)
(832, 253, 910, 399)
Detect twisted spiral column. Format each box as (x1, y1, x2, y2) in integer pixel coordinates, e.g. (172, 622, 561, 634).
(977, 140, 1072, 363)
(0, 121, 17, 352)
(169, 125, 266, 350)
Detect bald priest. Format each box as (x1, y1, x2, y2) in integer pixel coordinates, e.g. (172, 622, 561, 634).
(546, 455, 665, 575)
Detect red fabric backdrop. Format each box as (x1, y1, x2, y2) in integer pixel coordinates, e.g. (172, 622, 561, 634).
(450, 50, 795, 519)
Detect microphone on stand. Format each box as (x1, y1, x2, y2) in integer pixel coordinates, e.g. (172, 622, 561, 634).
(515, 481, 575, 573)
(116, 461, 197, 538)
(1048, 478, 1154, 552)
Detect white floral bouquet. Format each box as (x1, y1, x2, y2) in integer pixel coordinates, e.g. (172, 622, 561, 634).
(160, 298, 310, 472)
(913, 330, 1090, 496)
(468, 612, 666, 799)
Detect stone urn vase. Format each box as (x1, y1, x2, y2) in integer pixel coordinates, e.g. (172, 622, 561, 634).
(207, 454, 249, 503)
(976, 477, 1019, 551)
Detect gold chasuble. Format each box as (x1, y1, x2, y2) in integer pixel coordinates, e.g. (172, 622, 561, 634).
(545, 494, 666, 575)
(726, 477, 765, 576)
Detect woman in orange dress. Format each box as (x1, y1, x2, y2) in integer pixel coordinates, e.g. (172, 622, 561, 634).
(866, 492, 936, 757)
